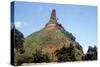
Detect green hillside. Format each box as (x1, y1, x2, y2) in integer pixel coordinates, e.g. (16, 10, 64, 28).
(23, 9, 84, 62)
(14, 9, 85, 65)
(24, 28, 73, 52)
(23, 23, 84, 61)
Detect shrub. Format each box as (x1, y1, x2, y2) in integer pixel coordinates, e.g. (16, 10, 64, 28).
(85, 46, 97, 60)
(32, 50, 51, 63)
(14, 49, 33, 66)
(55, 44, 76, 62)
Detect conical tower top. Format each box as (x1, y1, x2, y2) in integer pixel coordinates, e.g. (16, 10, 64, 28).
(45, 9, 58, 29)
(49, 9, 57, 23)
(50, 9, 56, 20)
(44, 9, 64, 30)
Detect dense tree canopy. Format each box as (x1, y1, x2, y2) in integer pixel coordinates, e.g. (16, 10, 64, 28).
(85, 46, 97, 60)
(55, 44, 76, 62)
(11, 26, 24, 53)
(11, 23, 25, 65)
(32, 50, 51, 63)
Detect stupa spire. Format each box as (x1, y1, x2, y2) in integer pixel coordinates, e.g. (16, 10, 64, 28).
(50, 9, 56, 20)
(44, 9, 64, 30)
(45, 9, 58, 29)
(49, 9, 57, 23)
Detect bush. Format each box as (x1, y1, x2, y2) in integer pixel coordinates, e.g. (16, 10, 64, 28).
(11, 24, 24, 53)
(14, 49, 33, 66)
(85, 46, 97, 60)
(32, 50, 51, 63)
(62, 30, 76, 41)
(55, 44, 76, 62)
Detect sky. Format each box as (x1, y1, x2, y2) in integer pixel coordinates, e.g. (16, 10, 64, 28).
(12, 1, 97, 53)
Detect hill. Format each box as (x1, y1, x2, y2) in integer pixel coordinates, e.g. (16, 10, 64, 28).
(23, 9, 84, 62)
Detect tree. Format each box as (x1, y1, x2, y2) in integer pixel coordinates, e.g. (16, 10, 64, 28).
(75, 42, 83, 51)
(14, 50, 33, 66)
(55, 44, 76, 62)
(11, 24, 24, 53)
(32, 50, 51, 63)
(85, 46, 97, 60)
(11, 23, 25, 65)
(63, 30, 76, 41)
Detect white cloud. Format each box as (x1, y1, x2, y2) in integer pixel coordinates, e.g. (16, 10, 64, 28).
(15, 21, 28, 28)
(15, 21, 22, 28)
(23, 22, 28, 26)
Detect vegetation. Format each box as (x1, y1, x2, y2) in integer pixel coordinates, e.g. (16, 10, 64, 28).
(62, 30, 76, 41)
(24, 28, 78, 54)
(84, 46, 97, 60)
(11, 26, 24, 53)
(14, 49, 51, 65)
(14, 29, 24, 50)
(12, 22, 97, 65)
(24, 29, 70, 53)
(32, 50, 51, 63)
(14, 50, 33, 65)
(55, 44, 76, 62)
(12, 9, 97, 66)
(11, 23, 25, 65)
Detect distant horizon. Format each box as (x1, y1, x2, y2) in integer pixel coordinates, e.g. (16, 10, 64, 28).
(12, 1, 97, 53)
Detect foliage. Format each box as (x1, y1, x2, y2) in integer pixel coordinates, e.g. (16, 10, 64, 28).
(15, 49, 33, 65)
(11, 26, 24, 53)
(85, 46, 97, 60)
(15, 49, 51, 65)
(74, 42, 83, 51)
(11, 23, 25, 65)
(62, 30, 76, 41)
(14, 49, 24, 66)
(23, 23, 84, 63)
(32, 50, 51, 63)
(15, 29, 24, 51)
(55, 44, 76, 62)
(24, 29, 71, 53)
